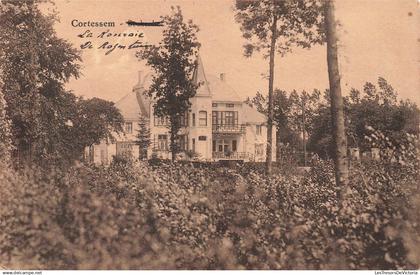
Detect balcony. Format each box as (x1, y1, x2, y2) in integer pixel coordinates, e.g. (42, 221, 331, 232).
(212, 124, 246, 134)
(212, 151, 254, 160)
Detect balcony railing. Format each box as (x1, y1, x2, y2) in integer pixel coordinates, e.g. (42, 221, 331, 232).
(212, 124, 246, 134)
(212, 151, 254, 160)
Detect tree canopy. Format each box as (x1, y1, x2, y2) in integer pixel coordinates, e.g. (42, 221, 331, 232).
(235, 0, 325, 58)
(136, 6, 200, 161)
(308, 78, 420, 158)
(0, 0, 124, 166)
(235, 0, 325, 174)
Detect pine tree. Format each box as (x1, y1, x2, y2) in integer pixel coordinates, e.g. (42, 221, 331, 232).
(136, 114, 151, 160)
(137, 6, 200, 161)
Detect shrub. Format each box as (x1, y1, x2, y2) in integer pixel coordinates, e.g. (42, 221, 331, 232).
(0, 133, 418, 269)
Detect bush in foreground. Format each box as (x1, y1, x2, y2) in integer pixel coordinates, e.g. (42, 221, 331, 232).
(0, 138, 418, 269)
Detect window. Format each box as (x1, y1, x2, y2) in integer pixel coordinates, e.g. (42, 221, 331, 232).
(199, 111, 207, 126)
(125, 122, 133, 134)
(192, 113, 196, 127)
(226, 103, 234, 108)
(179, 112, 189, 127)
(158, 135, 168, 151)
(199, 136, 207, 141)
(256, 125, 262, 135)
(116, 142, 133, 156)
(232, 140, 237, 152)
(255, 144, 264, 156)
(100, 149, 107, 165)
(192, 138, 196, 152)
(177, 135, 187, 151)
(212, 103, 218, 107)
(154, 116, 169, 126)
(88, 145, 94, 163)
(212, 111, 218, 125)
(225, 111, 235, 125)
(212, 111, 238, 126)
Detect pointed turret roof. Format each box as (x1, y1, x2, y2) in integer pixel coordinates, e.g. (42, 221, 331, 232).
(192, 55, 211, 96)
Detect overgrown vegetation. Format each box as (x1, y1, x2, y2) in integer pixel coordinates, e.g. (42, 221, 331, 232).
(0, 0, 419, 270)
(0, 1, 124, 166)
(1, 132, 418, 269)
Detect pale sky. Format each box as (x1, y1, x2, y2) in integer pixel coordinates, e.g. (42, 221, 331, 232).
(47, 0, 419, 105)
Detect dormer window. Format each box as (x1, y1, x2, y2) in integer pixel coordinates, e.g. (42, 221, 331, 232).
(226, 103, 234, 108)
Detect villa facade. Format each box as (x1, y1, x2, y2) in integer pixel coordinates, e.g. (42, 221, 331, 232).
(86, 57, 276, 164)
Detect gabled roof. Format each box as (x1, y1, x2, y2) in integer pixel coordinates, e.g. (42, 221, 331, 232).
(115, 55, 262, 122)
(115, 72, 151, 120)
(115, 92, 141, 121)
(207, 75, 242, 103)
(242, 104, 267, 124)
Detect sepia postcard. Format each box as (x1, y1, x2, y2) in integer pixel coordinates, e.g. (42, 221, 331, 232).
(0, 0, 419, 273)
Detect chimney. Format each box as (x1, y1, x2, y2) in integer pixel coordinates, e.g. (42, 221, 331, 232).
(134, 71, 144, 93)
(219, 73, 226, 82)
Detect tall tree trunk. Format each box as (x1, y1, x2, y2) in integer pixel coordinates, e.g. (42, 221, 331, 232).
(302, 100, 307, 167)
(265, 13, 277, 176)
(324, 0, 348, 196)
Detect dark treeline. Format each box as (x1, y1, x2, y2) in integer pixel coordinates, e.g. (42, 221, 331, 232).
(246, 77, 419, 162)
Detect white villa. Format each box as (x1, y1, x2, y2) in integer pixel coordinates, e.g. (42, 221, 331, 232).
(85, 56, 276, 164)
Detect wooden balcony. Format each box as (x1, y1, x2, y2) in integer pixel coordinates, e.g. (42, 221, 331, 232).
(212, 124, 246, 134)
(212, 151, 254, 160)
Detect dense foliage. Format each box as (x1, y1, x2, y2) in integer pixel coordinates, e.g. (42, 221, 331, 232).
(1, 133, 418, 269)
(247, 78, 420, 160)
(308, 78, 420, 158)
(0, 1, 124, 166)
(0, 0, 80, 163)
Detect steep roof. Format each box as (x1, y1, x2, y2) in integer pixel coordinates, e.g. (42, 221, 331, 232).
(192, 55, 211, 96)
(115, 72, 151, 120)
(115, 92, 141, 121)
(242, 104, 267, 124)
(207, 74, 242, 103)
(115, 56, 251, 121)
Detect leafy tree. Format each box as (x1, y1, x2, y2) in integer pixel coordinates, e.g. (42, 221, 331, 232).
(0, 0, 81, 165)
(306, 104, 333, 158)
(72, 97, 124, 157)
(137, 6, 200, 161)
(235, 0, 325, 174)
(324, 0, 348, 191)
(135, 114, 151, 160)
(307, 78, 420, 159)
(247, 89, 323, 163)
(288, 89, 321, 165)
